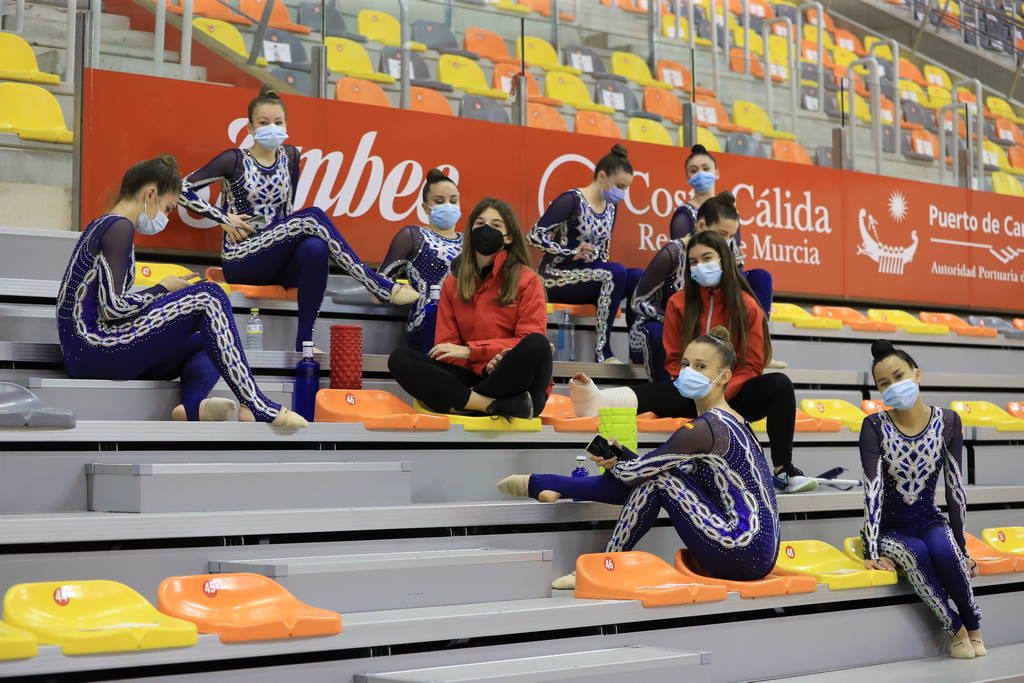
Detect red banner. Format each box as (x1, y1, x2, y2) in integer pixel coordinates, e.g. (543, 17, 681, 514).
(81, 69, 1024, 312)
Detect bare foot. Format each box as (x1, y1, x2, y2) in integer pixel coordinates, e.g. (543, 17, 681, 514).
(170, 398, 236, 422)
(271, 407, 308, 430)
(238, 406, 255, 422)
(537, 490, 562, 503)
(389, 283, 420, 306)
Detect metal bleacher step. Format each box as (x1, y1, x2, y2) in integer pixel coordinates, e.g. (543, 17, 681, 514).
(353, 646, 710, 683)
(762, 642, 1024, 683)
(210, 548, 554, 613)
(86, 461, 412, 513)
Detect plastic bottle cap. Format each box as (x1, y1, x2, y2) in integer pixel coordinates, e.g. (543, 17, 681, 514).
(250, 308, 259, 314)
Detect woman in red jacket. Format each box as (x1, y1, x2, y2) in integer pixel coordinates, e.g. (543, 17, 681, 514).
(571, 230, 811, 492)
(388, 198, 552, 420)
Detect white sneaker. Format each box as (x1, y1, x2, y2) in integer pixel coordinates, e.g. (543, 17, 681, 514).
(551, 571, 576, 590)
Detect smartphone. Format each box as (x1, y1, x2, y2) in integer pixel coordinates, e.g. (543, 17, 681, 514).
(248, 215, 270, 231)
(586, 434, 637, 462)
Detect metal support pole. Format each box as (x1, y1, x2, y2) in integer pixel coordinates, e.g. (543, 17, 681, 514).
(399, 0, 410, 110)
(71, 10, 90, 233)
(938, 102, 961, 186)
(953, 77, 984, 189)
(247, 0, 275, 65)
(89, 0, 100, 70)
(743, 0, 750, 74)
(682, 102, 697, 146)
(64, 0, 76, 83)
(513, 74, 528, 125)
(711, 0, 720, 92)
(763, 18, 795, 136)
(550, 0, 558, 49)
(647, 0, 657, 70)
(868, 37, 899, 139)
(154, 0, 166, 76)
(685, 0, 695, 50)
(444, 0, 452, 30)
(721, 0, 731, 79)
(309, 44, 326, 99)
(180, 0, 193, 79)
(798, 2, 825, 124)
(1009, 57, 1023, 101)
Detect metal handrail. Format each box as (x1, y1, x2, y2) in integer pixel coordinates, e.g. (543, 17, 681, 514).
(762, 17, 797, 137)
(154, 0, 165, 75)
(180, 0, 192, 79)
(937, 102, 962, 186)
(0, 0, 25, 33)
(846, 56, 883, 174)
(797, 1, 825, 123)
(399, 0, 410, 109)
(953, 77, 984, 188)
(64, 0, 75, 83)
(867, 36, 899, 147)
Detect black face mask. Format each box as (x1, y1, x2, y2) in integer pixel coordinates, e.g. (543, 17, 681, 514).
(471, 224, 505, 256)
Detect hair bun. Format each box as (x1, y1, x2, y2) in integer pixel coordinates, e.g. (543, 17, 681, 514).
(715, 190, 736, 207)
(610, 143, 629, 158)
(157, 154, 179, 172)
(425, 168, 449, 183)
(871, 339, 896, 361)
(709, 325, 732, 344)
(690, 144, 707, 155)
(258, 83, 281, 99)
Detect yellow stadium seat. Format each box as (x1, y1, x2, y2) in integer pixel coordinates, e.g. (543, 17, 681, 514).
(899, 80, 932, 108)
(767, 35, 792, 82)
(611, 50, 672, 89)
(627, 117, 673, 145)
(986, 95, 1024, 125)
(770, 303, 842, 329)
(0, 621, 37, 660)
(414, 400, 541, 431)
(661, 15, 712, 46)
(802, 24, 835, 51)
(0, 82, 73, 144)
(842, 536, 864, 562)
(866, 308, 948, 335)
(438, 54, 507, 100)
(922, 64, 952, 90)
(992, 172, 1024, 197)
(695, 125, 722, 151)
(732, 26, 766, 56)
(949, 400, 1024, 431)
(356, 10, 425, 51)
(773, 540, 897, 590)
(982, 527, 1024, 556)
(732, 100, 796, 140)
(863, 36, 893, 62)
(837, 90, 872, 124)
(135, 262, 231, 294)
(799, 398, 867, 431)
(927, 84, 952, 109)
(493, 0, 532, 14)
(3, 580, 197, 655)
(0, 32, 60, 84)
(516, 35, 580, 73)
(546, 72, 614, 113)
(193, 18, 267, 65)
(325, 37, 394, 83)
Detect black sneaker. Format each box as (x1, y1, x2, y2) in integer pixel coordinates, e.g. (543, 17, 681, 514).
(773, 463, 818, 493)
(486, 392, 534, 420)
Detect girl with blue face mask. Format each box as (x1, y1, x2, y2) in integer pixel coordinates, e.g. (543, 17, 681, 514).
(528, 144, 643, 363)
(179, 84, 419, 353)
(57, 156, 306, 429)
(498, 327, 780, 591)
(379, 168, 464, 353)
(668, 145, 775, 336)
(860, 340, 983, 659)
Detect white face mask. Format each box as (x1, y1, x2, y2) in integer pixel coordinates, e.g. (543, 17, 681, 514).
(136, 194, 169, 236)
(253, 123, 288, 151)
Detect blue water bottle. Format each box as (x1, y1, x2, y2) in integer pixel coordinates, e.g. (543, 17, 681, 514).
(571, 454, 588, 478)
(292, 341, 319, 421)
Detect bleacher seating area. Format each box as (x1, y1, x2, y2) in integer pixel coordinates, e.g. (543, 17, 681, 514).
(2, 0, 1024, 680)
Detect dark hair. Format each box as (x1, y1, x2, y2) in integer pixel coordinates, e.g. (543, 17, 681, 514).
(454, 198, 534, 306)
(116, 154, 181, 202)
(685, 143, 717, 169)
(593, 144, 633, 179)
(870, 340, 918, 378)
(693, 325, 738, 370)
(696, 191, 739, 226)
(681, 231, 772, 364)
(248, 83, 286, 121)
(421, 168, 458, 202)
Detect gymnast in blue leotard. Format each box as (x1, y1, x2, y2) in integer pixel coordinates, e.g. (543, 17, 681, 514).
(498, 325, 779, 589)
(57, 155, 306, 429)
(178, 84, 419, 352)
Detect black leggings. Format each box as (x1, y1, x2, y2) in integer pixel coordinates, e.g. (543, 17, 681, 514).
(388, 333, 553, 415)
(632, 373, 796, 469)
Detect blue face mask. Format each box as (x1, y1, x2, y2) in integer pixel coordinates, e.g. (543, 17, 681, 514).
(254, 123, 288, 151)
(429, 203, 461, 230)
(136, 195, 169, 236)
(691, 260, 723, 288)
(882, 379, 919, 410)
(674, 366, 726, 400)
(689, 171, 717, 194)
(603, 186, 626, 204)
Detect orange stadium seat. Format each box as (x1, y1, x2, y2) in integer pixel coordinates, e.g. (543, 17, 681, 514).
(919, 312, 998, 338)
(409, 86, 454, 116)
(674, 549, 818, 598)
(519, 0, 575, 20)
(899, 58, 927, 87)
(862, 400, 890, 415)
(205, 267, 297, 301)
(772, 139, 812, 164)
(493, 63, 562, 106)
(239, 0, 310, 34)
(811, 306, 898, 332)
(575, 552, 728, 607)
(644, 87, 684, 124)
(694, 94, 754, 133)
(539, 395, 599, 432)
(655, 59, 715, 97)
(464, 26, 518, 64)
(575, 111, 621, 138)
(527, 103, 568, 131)
(316, 389, 450, 430)
(335, 78, 391, 107)
(180, 0, 249, 24)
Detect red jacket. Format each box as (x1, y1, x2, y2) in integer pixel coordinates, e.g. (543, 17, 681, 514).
(434, 250, 548, 375)
(662, 286, 766, 400)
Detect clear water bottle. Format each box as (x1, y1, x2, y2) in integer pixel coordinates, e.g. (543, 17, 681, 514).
(429, 284, 441, 302)
(244, 308, 263, 351)
(557, 310, 575, 362)
(292, 341, 319, 421)
(571, 454, 588, 478)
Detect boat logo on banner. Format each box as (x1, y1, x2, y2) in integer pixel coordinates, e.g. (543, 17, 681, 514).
(856, 192, 919, 276)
